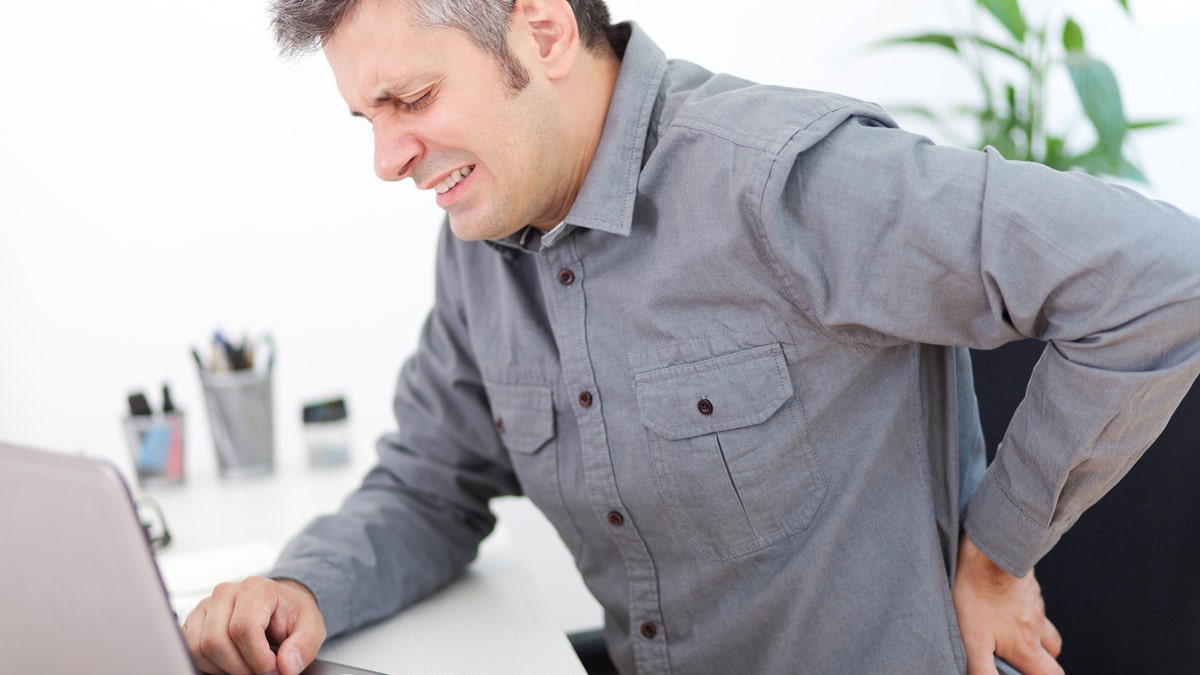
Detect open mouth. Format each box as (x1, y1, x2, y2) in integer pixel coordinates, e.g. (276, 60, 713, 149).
(434, 165, 474, 195)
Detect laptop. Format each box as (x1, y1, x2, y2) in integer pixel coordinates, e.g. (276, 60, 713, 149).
(0, 441, 380, 674)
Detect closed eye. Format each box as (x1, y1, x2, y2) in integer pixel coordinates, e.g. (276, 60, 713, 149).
(350, 80, 440, 123)
(390, 88, 436, 114)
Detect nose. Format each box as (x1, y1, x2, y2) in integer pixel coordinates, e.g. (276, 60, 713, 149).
(373, 121, 423, 182)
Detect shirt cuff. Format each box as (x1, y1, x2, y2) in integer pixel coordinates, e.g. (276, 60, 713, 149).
(961, 470, 1061, 578)
(268, 554, 355, 638)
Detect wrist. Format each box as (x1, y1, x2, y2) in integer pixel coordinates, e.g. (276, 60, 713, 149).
(959, 532, 1021, 588)
(274, 577, 318, 603)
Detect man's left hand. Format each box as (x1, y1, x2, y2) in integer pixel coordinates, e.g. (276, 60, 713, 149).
(953, 532, 1064, 675)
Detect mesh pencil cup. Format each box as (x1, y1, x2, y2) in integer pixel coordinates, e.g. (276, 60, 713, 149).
(198, 362, 275, 478)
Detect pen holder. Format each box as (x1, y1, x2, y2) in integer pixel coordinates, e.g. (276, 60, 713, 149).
(198, 366, 275, 478)
(122, 412, 186, 486)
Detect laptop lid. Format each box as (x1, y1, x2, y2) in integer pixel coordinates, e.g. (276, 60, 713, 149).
(0, 442, 197, 673)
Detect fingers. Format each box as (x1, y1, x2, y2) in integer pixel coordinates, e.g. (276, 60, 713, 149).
(182, 600, 224, 675)
(954, 534, 1064, 675)
(194, 581, 265, 675)
(1041, 616, 1064, 658)
(966, 624, 1062, 675)
(963, 634, 1000, 675)
(228, 579, 288, 674)
(1002, 641, 1065, 675)
(976, 608, 1065, 675)
(1026, 577, 1063, 658)
(184, 586, 252, 674)
(182, 576, 325, 675)
(990, 607, 1064, 675)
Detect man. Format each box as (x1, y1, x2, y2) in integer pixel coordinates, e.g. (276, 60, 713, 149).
(182, 0, 1200, 673)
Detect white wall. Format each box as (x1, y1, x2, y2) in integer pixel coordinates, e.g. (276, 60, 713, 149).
(2, 0, 1197, 632)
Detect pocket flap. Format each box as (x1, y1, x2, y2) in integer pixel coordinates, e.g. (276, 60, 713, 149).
(635, 344, 793, 440)
(485, 382, 555, 455)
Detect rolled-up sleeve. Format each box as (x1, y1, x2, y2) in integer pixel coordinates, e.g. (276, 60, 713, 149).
(269, 223, 522, 636)
(759, 113, 1200, 577)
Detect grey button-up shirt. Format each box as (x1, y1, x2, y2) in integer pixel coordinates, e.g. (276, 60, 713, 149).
(272, 23, 1200, 674)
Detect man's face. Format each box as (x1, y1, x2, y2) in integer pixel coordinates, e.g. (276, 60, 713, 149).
(324, 0, 572, 241)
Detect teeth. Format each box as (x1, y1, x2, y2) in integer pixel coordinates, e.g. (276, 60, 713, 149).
(435, 165, 473, 194)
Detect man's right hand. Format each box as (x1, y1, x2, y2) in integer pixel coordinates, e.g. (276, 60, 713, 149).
(182, 576, 327, 675)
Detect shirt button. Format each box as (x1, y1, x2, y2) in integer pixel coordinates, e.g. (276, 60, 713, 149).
(494, 418, 505, 435)
(578, 391, 593, 408)
(607, 511, 624, 527)
(557, 268, 575, 286)
(640, 622, 657, 639)
(697, 398, 714, 415)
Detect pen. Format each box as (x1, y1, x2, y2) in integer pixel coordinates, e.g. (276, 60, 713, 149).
(161, 384, 176, 413)
(214, 331, 253, 370)
(128, 392, 153, 417)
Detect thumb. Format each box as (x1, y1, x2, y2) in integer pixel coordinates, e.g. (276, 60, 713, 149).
(271, 579, 326, 675)
(274, 614, 325, 675)
(276, 635, 316, 675)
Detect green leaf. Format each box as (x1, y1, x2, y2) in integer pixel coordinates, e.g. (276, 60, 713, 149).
(1116, 156, 1148, 182)
(873, 33, 959, 53)
(1070, 147, 1111, 174)
(981, 130, 1020, 160)
(1114, 0, 1130, 15)
(977, 0, 1027, 42)
(873, 32, 1030, 67)
(1043, 136, 1068, 170)
(1069, 146, 1148, 182)
(1128, 118, 1177, 131)
(1062, 18, 1085, 52)
(1066, 53, 1128, 165)
(957, 34, 1032, 67)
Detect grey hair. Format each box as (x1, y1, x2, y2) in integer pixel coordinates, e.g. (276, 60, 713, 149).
(270, 0, 358, 58)
(411, 0, 530, 90)
(270, 0, 613, 90)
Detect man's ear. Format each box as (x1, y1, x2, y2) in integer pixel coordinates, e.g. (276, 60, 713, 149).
(516, 0, 580, 80)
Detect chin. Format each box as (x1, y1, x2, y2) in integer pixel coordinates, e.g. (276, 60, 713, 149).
(447, 215, 522, 243)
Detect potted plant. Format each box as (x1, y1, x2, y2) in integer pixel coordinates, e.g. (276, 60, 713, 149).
(878, 0, 1170, 180)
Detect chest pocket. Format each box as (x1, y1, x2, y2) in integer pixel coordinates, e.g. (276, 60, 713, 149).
(482, 381, 564, 521)
(485, 382, 555, 455)
(635, 344, 826, 560)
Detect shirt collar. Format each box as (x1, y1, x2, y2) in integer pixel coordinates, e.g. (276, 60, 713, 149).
(561, 23, 666, 240)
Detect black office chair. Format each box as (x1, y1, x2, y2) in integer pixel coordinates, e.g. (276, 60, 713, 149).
(569, 629, 619, 675)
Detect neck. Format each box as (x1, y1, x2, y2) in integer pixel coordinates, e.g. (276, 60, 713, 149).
(532, 46, 621, 231)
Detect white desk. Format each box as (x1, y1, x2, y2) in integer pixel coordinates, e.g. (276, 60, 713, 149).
(147, 464, 586, 674)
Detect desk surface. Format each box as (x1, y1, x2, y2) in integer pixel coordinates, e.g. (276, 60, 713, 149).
(149, 464, 586, 674)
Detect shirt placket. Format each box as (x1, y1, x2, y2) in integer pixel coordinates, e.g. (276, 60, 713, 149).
(539, 234, 670, 673)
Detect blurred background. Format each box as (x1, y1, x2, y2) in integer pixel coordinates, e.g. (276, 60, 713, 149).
(3, 0, 1197, 634)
